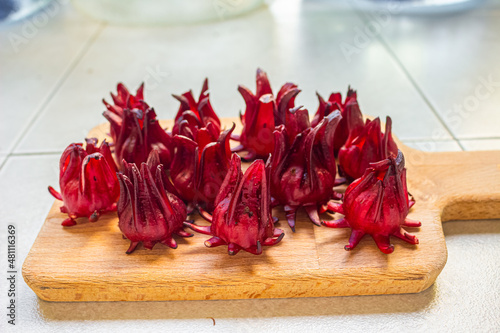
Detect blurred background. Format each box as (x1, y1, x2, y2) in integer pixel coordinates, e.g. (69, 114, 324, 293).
(1, 0, 499, 154)
(0, 0, 499, 332)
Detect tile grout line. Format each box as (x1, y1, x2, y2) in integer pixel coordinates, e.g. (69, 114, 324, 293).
(352, 8, 466, 151)
(10, 151, 63, 157)
(377, 36, 466, 151)
(457, 137, 500, 141)
(401, 138, 463, 143)
(0, 22, 107, 171)
(376, 35, 466, 151)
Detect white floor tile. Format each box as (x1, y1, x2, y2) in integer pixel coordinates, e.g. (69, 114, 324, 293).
(403, 140, 462, 152)
(460, 138, 500, 150)
(0, 3, 101, 153)
(0, 155, 60, 259)
(0, 154, 61, 330)
(377, 6, 500, 139)
(14, 2, 452, 153)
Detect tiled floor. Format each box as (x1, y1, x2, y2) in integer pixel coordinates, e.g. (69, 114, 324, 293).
(3, 2, 498, 157)
(0, 155, 60, 247)
(373, 0, 500, 140)
(403, 140, 462, 152)
(460, 138, 500, 150)
(1, 0, 499, 332)
(15, 2, 453, 154)
(0, 3, 102, 155)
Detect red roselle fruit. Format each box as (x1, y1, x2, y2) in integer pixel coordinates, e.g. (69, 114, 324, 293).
(280, 105, 310, 147)
(117, 154, 193, 254)
(169, 124, 235, 213)
(234, 90, 275, 159)
(171, 78, 221, 137)
(48, 139, 119, 226)
(102, 83, 148, 143)
(270, 111, 342, 231)
(311, 87, 363, 156)
(338, 116, 398, 181)
(104, 82, 145, 112)
(184, 154, 284, 255)
(233, 68, 300, 160)
(104, 107, 173, 171)
(324, 150, 420, 254)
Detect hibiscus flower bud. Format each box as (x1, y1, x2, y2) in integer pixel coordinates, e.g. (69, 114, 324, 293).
(324, 150, 420, 254)
(104, 107, 173, 170)
(270, 111, 342, 231)
(171, 78, 221, 137)
(234, 68, 301, 160)
(338, 116, 398, 181)
(169, 124, 235, 213)
(102, 83, 148, 143)
(184, 154, 284, 255)
(311, 87, 363, 156)
(117, 155, 192, 254)
(48, 139, 119, 226)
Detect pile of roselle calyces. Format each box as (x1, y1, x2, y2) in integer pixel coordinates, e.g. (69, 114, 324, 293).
(48, 69, 420, 255)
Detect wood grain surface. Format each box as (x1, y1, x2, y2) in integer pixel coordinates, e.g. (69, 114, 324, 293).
(22, 118, 500, 302)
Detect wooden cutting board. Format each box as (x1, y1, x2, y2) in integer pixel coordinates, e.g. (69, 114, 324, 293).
(22, 118, 500, 302)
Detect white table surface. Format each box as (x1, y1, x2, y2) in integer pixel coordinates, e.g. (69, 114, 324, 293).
(1, 0, 499, 332)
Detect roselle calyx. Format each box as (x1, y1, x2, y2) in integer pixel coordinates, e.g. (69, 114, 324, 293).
(105, 82, 145, 112)
(104, 107, 172, 171)
(311, 87, 363, 156)
(324, 150, 420, 254)
(117, 155, 192, 254)
(48, 139, 119, 226)
(169, 124, 235, 213)
(311, 87, 357, 127)
(103, 83, 148, 143)
(184, 154, 284, 255)
(235, 89, 276, 159)
(338, 116, 398, 181)
(270, 111, 342, 231)
(171, 78, 221, 137)
(280, 105, 310, 147)
(233, 68, 301, 160)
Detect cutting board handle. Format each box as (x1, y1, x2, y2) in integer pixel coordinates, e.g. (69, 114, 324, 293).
(404, 147, 500, 222)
